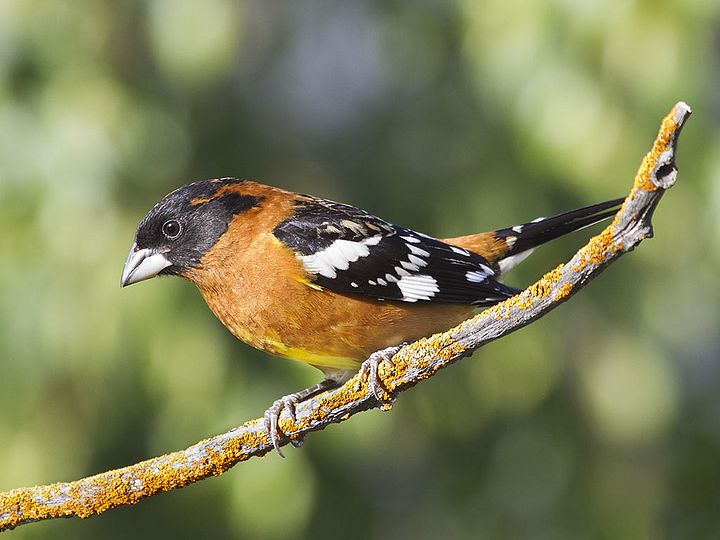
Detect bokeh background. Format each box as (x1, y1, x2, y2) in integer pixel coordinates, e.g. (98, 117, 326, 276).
(1, 1, 718, 539)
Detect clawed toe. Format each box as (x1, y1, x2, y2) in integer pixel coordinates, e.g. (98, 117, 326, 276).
(359, 345, 403, 405)
(281, 395, 299, 421)
(262, 379, 340, 456)
(263, 394, 304, 457)
(263, 398, 290, 457)
(359, 356, 384, 402)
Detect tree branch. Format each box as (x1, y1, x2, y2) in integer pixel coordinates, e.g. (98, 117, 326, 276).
(0, 102, 691, 532)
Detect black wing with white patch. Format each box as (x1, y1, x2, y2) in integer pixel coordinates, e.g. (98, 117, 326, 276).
(273, 197, 520, 305)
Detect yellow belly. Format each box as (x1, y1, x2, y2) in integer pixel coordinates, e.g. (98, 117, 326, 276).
(195, 279, 472, 373)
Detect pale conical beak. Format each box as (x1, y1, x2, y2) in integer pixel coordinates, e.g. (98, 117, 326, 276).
(121, 244, 172, 287)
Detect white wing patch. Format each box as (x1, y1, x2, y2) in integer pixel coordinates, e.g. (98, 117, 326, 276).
(300, 235, 382, 279)
(407, 244, 431, 257)
(466, 270, 491, 283)
(397, 274, 439, 302)
(450, 245, 471, 256)
(401, 235, 421, 244)
(400, 260, 420, 272)
(498, 248, 534, 274)
(407, 254, 428, 268)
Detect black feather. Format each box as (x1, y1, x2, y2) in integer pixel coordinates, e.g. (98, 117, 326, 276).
(494, 197, 624, 256)
(274, 198, 520, 306)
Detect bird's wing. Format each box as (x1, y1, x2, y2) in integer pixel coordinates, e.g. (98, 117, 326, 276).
(273, 196, 520, 305)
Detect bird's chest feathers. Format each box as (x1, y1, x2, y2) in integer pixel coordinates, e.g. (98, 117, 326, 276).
(186, 227, 316, 355)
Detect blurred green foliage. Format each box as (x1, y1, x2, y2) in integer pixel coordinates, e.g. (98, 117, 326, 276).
(1, 1, 718, 539)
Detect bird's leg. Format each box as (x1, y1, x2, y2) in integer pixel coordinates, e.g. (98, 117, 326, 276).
(358, 344, 404, 404)
(263, 378, 340, 457)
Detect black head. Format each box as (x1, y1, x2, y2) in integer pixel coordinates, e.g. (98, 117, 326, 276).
(121, 178, 262, 286)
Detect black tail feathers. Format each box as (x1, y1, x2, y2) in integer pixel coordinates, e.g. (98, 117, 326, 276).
(495, 197, 624, 257)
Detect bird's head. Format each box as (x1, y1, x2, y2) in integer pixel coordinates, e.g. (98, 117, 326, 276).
(121, 178, 262, 287)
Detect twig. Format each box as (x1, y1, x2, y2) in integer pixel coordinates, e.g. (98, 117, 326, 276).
(0, 102, 691, 532)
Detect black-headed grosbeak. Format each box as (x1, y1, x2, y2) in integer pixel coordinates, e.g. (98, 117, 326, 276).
(121, 178, 621, 453)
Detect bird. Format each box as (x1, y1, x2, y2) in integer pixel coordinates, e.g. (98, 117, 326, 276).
(121, 178, 622, 454)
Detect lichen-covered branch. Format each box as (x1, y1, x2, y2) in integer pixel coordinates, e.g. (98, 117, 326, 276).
(0, 102, 691, 533)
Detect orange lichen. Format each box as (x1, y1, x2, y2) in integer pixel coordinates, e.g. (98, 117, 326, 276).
(525, 264, 564, 300)
(633, 111, 678, 194)
(572, 227, 622, 271)
(554, 283, 574, 302)
(623, 106, 682, 210)
(318, 379, 367, 413)
(395, 333, 466, 376)
(0, 426, 274, 530)
(481, 264, 565, 321)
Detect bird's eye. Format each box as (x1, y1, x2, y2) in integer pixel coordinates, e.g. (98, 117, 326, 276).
(162, 220, 182, 240)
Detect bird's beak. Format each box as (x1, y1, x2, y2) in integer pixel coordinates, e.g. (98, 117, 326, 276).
(121, 244, 172, 287)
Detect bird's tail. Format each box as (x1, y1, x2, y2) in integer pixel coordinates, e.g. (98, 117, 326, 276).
(495, 197, 624, 256)
(443, 197, 625, 275)
(492, 197, 624, 273)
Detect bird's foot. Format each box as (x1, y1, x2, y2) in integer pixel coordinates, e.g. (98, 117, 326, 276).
(263, 395, 301, 458)
(263, 379, 339, 457)
(358, 344, 404, 406)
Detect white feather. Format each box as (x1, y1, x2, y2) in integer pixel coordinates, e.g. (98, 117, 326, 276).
(299, 235, 382, 279)
(408, 244, 431, 257)
(450, 246, 470, 256)
(407, 254, 428, 268)
(397, 275, 439, 302)
(498, 249, 534, 274)
(401, 235, 420, 244)
(465, 270, 489, 283)
(400, 260, 420, 272)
